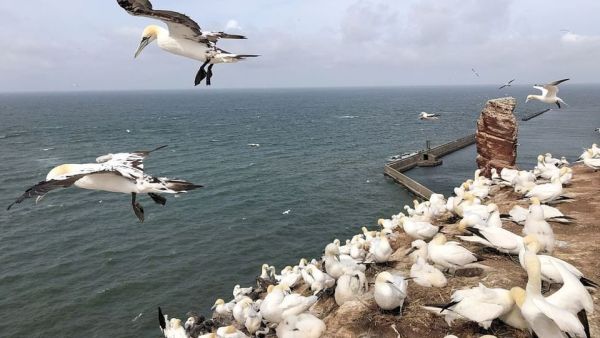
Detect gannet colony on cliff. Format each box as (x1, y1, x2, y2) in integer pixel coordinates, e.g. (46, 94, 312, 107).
(116, 0, 258, 86)
(155, 145, 599, 337)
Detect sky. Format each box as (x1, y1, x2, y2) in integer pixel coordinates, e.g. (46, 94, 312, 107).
(1, 0, 600, 92)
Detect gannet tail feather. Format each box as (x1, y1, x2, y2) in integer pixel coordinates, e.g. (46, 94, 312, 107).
(580, 276, 599, 288)
(163, 179, 203, 192)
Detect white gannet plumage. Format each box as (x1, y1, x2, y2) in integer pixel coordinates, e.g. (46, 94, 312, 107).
(7, 145, 202, 222)
(116, 0, 258, 86)
(526, 79, 569, 108)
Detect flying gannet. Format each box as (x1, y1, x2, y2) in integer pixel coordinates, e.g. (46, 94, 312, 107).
(7, 145, 202, 222)
(419, 112, 440, 120)
(498, 79, 515, 89)
(526, 79, 569, 108)
(116, 0, 258, 86)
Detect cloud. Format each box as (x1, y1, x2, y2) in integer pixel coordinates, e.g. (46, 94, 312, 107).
(225, 19, 242, 31)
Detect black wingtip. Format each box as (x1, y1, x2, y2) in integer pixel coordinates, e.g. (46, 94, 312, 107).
(465, 226, 490, 243)
(158, 307, 166, 330)
(499, 213, 511, 219)
(580, 276, 599, 288)
(7, 203, 14, 211)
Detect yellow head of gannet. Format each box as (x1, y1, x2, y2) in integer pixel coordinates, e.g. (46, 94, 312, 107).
(529, 196, 541, 205)
(46, 164, 75, 180)
(432, 233, 447, 244)
(523, 235, 541, 253)
(457, 219, 468, 233)
(170, 318, 183, 328)
(135, 25, 161, 58)
(509, 287, 526, 308)
(223, 325, 238, 334)
(211, 298, 225, 309)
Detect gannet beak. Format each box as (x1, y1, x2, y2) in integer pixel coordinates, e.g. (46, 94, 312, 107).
(210, 304, 216, 310)
(134, 37, 151, 58)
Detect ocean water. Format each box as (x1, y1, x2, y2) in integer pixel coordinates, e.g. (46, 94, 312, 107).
(0, 86, 598, 337)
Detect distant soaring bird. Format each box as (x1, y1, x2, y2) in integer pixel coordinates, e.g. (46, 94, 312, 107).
(116, 0, 258, 86)
(498, 79, 515, 89)
(7, 146, 202, 222)
(471, 68, 480, 77)
(526, 79, 569, 108)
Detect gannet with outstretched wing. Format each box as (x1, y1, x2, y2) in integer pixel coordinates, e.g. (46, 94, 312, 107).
(526, 79, 569, 108)
(7, 145, 202, 222)
(116, 0, 258, 86)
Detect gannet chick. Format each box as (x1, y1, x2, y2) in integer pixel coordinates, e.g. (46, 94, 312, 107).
(523, 197, 555, 254)
(427, 234, 482, 273)
(335, 271, 368, 306)
(276, 313, 326, 338)
(374, 271, 408, 312)
(410, 257, 447, 288)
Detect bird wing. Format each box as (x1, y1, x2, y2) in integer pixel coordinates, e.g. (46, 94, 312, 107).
(508, 79, 515, 84)
(548, 78, 569, 86)
(533, 85, 549, 97)
(542, 84, 559, 97)
(7, 170, 102, 210)
(531, 297, 586, 336)
(116, 0, 207, 41)
(96, 145, 167, 175)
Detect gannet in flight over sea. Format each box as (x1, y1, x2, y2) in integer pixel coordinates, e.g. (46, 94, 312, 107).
(526, 79, 569, 108)
(7, 145, 202, 222)
(498, 79, 515, 89)
(116, 0, 258, 86)
(419, 112, 440, 120)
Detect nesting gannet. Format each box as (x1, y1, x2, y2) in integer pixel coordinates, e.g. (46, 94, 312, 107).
(525, 176, 566, 204)
(116, 0, 258, 86)
(216, 325, 249, 338)
(244, 302, 262, 336)
(301, 264, 335, 294)
(419, 112, 440, 120)
(423, 283, 527, 330)
(526, 79, 569, 108)
(410, 257, 447, 288)
(323, 243, 365, 279)
(427, 234, 483, 273)
(158, 307, 188, 338)
(522, 197, 555, 254)
(513, 244, 586, 338)
(374, 271, 408, 311)
(233, 284, 254, 302)
(259, 285, 288, 323)
(276, 313, 326, 338)
(519, 236, 599, 288)
(505, 204, 574, 224)
(212, 299, 234, 317)
(399, 216, 440, 240)
(334, 271, 368, 306)
(498, 79, 515, 89)
(7, 146, 202, 222)
(232, 297, 252, 325)
(458, 222, 524, 255)
(579, 148, 600, 170)
(367, 231, 393, 263)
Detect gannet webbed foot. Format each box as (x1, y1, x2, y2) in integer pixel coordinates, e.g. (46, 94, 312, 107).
(131, 192, 144, 222)
(194, 59, 211, 86)
(148, 193, 166, 206)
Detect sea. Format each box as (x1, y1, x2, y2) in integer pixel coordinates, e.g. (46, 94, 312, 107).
(0, 85, 598, 337)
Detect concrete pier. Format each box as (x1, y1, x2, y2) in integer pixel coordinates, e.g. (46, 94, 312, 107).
(384, 134, 476, 199)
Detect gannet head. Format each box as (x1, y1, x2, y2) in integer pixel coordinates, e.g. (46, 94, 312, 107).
(529, 197, 540, 205)
(523, 234, 541, 253)
(47, 164, 74, 180)
(223, 325, 238, 334)
(458, 219, 468, 232)
(525, 95, 534, 103)
(432, 233, 447, 244)
(377, 218, 385, 226)
(135, 25, 160, 58)
(375, 271, 393, 284)
(170, 318, 182, 328)
(211, 298, 225, 309)
(509, 287, 526, 308)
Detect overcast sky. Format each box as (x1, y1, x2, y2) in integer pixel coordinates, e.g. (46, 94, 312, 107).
(1, 0, 600, 92)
